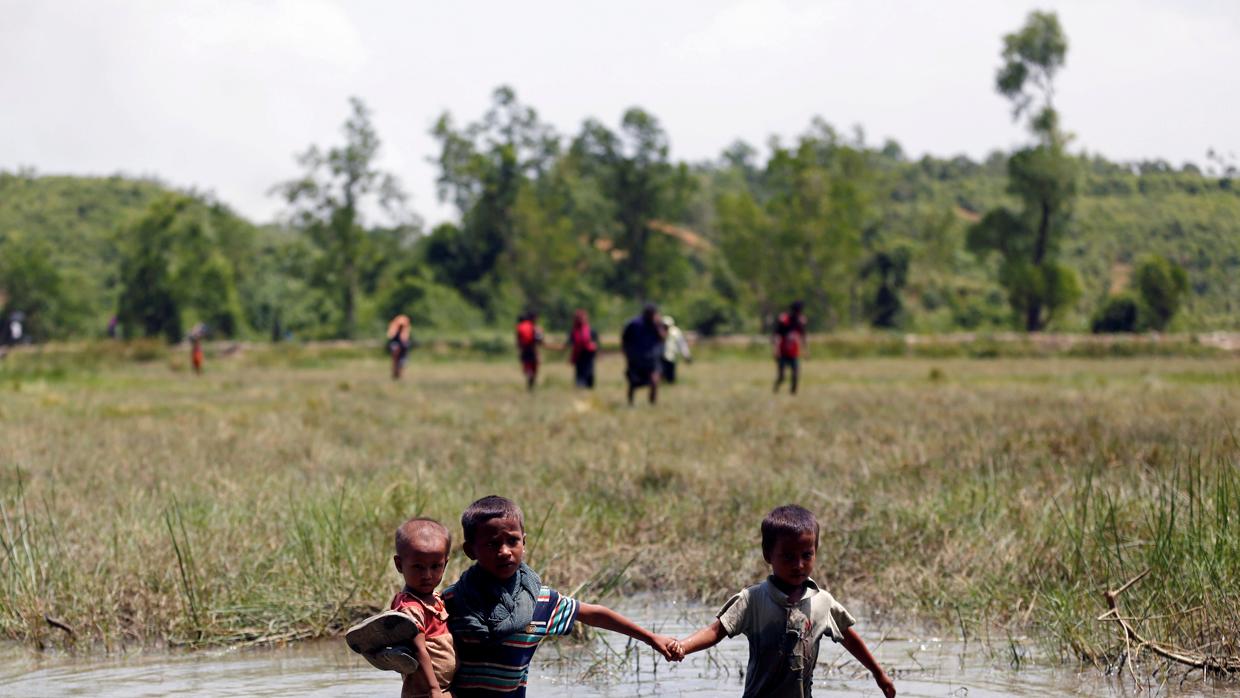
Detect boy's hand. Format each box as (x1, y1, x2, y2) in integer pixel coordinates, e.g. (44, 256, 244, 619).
(648, 634, 683, 662)
(874, 670, 896, 697)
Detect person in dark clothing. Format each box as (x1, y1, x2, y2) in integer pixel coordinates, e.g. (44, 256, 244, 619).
(567, 309, 599, 389)
(773, 301, 807, 394)
(621, 304, 667, 406)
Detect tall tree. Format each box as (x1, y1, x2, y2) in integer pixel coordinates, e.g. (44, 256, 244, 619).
(274, 97, 407, 338)
(968, 11, 1080, 331)
(570, 109, 694, 302)
(115, 196, 186, 342)
(0, 234, 81, 340)
(1133, 254, 1188, 331)
(716, 126, 873, 328)
(428, 86, 560, 315)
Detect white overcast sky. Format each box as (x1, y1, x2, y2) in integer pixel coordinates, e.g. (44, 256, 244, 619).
(2, 0, 1238, 226)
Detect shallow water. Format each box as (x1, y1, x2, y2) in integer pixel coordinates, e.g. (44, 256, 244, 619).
(0, 603, 1231, 696)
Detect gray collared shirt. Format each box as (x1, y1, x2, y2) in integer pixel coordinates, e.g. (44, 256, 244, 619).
(717, 577, 856, 698)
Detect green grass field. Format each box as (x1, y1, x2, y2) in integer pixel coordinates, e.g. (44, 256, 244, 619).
(1, 344, 1237, 673)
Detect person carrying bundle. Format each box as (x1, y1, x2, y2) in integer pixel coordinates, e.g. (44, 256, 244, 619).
(388, 315, 413, 380)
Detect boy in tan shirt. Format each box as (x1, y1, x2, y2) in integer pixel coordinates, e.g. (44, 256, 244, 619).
(677, 505, 895, 697)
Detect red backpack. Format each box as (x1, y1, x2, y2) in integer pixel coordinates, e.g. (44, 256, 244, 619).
(776, 313, 802, 358)
(516, 320, 536, 348)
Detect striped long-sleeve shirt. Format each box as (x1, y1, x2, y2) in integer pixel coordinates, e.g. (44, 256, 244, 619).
(444, 584, 579, 696)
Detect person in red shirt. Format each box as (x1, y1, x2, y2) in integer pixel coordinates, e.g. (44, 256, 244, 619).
(772, 301, 807, 394)
(515, 312, 544, 391)
(188, 323, 207, 375)
(567, 309, 599, 389)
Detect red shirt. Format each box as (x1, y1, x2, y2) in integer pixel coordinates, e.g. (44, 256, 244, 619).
(390, 589, 450, 639)
(775, 312, 805, 359)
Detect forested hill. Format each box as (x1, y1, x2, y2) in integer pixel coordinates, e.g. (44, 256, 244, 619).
(1, 151, 1238, 341)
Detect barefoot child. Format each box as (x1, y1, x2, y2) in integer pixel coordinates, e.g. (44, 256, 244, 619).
(445, 495, 681, 696)
(346, 517, 455, 698)
(677, 505, 896, 698)
(390, 518, 456, 697)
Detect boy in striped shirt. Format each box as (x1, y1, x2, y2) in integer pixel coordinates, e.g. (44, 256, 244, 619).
(444, 495, 682, 696)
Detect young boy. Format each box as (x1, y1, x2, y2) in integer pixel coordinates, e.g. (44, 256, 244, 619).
(390, 517, 456, 698)
(677, 505, 896, 698)
(345, 517, 456, 697)
(444, 495, 680, 696)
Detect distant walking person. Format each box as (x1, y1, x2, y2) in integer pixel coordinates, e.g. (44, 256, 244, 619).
(7, 312, 24, 344)
(660, 315, 691, 384)
(189, 323, 207, 375)
(567, 309, 599, 389)
(515, 311, 544, 391)
(773, 301, 807, 394)
(387, 314, 413, 380)
(622, 304, 667, 406)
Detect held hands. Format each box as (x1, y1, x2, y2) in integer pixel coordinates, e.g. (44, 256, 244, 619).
(648, 634, 685, 662)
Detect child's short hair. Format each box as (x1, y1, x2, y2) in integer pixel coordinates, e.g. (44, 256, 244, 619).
(461, 495, 524, 545)
(395, 517, 452, 558)
(761, 505, 820, 557)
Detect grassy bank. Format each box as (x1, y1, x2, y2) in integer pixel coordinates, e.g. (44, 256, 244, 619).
(1, 347, 1237, 675)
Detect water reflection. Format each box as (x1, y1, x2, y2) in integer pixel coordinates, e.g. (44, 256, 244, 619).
(0, 603, 1226, 696)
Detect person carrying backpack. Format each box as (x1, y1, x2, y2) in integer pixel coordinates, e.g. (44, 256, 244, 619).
(773, 301, 807, 394)
(515, 312, 544, 392)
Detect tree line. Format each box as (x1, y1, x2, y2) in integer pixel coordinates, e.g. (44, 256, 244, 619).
(2, 11, 1235, 344)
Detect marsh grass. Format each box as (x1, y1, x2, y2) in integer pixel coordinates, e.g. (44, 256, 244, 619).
(0, 346, 1237, 677)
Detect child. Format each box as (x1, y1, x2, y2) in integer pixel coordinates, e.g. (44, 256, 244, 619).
(345, 517, 456, 697)
(389, 517, 456, 698)
(444, 495, 680, 696)
(514, 312, 544, 391)
(659, 314, 691, 385)
(677, 505, 895, 698)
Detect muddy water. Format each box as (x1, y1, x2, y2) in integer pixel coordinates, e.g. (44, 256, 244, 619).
(0, 603, 1229, 696)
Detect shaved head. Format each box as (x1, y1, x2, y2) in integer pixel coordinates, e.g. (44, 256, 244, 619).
(395, 517, 451, 558)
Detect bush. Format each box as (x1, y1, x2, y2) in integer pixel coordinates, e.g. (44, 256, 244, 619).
(1133, 254, 1188, 331)
(1092, 293, 1140, 333)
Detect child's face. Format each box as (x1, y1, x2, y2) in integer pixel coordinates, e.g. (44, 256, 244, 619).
(464, 516, 525, 580)
(394, 537, 449, 596)
(765, 531, 817, 588)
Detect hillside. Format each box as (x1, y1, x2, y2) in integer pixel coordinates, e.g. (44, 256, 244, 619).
(0, 172, 171, 332)
(2, 161, 1238, 340)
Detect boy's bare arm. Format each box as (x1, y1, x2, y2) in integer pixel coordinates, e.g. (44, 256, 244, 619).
(576, 603, 682, 660)
(678, 619, 727, 655)
(840, 627, 895, 698)
(410, 632, 445, 698)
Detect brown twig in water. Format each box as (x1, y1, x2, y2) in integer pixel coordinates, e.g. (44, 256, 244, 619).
(1097, 570, 1240, 675)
